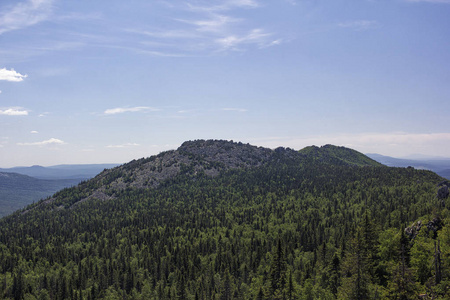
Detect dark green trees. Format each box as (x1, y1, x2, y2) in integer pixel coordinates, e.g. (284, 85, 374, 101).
(0, 141, 447, 299)
(270, 239, 287, 299)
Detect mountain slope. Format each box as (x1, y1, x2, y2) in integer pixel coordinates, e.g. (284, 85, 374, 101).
(0, 140, 448, 299)
(300, 144, 382, 167)
(0, 172, 81, 217)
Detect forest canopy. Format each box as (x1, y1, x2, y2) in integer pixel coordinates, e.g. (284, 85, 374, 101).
(0, 140, 449, 299)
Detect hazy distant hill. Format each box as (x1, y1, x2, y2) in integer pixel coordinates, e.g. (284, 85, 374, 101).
(367, 153, 450, 179)
(0, 172, 82, 217)
(0, 164, 118, 217)
(0, 163, 119, 180)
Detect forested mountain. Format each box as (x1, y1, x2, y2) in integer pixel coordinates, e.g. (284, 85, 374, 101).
(0, 172, 81, 217)
(0, 140, 449, 300)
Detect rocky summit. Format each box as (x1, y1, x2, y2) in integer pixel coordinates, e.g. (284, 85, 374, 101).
(33, 140, 381, 210)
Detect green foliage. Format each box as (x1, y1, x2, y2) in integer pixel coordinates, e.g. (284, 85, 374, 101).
(0, 143, 448, 299)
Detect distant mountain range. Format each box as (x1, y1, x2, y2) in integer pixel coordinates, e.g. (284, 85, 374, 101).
(0, 163, 119, 180)
(0, 164, 118, 217)
(366, 153, 450, 179)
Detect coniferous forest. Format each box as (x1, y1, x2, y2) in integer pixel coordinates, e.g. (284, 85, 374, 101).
(0, 140, 449, 299)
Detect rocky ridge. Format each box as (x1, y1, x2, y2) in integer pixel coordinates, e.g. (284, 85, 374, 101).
(28, 140, 381, 211)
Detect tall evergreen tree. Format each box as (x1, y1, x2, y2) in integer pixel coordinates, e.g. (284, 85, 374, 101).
(270, 239, 287, 299)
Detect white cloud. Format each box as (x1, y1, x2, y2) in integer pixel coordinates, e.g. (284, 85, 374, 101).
(0, 68, 28, 82)
(222, 108, 248, 112)
(104, 106, 160, 115)
(0, 107, 28, 116)
(127, 1, 281, 55)
(30, 130, 38, 134)
(177, 109, 199, 114)
(187, 0, 259, 12)
(338, 20, 379, 31)
(17, 138, 66, 146)
(106, 143, 140, 148)
(225, 0, 259, 9)
(216, 28, 275, 50)
(177, 14, 239, 33)
(0, 0, 54, 34)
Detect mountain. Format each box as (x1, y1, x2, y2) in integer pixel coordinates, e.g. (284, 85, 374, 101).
(0, 140, 448, 299)
(0, 163, 119, 180)
(0, 172, 82, 217)
(27, 141, 381, 210)
(367, 153, 450, 179)
(300, 144, 382, 167)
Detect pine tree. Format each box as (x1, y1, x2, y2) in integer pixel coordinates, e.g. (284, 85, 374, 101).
(338, 229, 370, 300)
(220, 270, 232, 300)
(270, 239, 287, 299)
(256, 287, 264, 300)
(177, 269, 187, 300)
(387, 243, 417, 300)
(434, 240, 442, 285)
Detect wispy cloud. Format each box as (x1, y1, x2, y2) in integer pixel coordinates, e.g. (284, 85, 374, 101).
(176, 14, 240, 33)
(338, 20, 379, 31)
(104, 106, 160, 115)
(17, 138, 66, 146)
(177, 109, 199, 114)
(127, 1, 281, 55)
(222, 108, 248, 112)
(0, 68, 27, 82)
(55, 12, 102, 22)
(216, 28, 275, 51)
(186, 0, 260, 12)
(404, 0, 450, 3)
(0, 107, 28, 116)
(30, 130, 38, 134)
(0, 0, 54, 35)
(106, 143, 140, 148)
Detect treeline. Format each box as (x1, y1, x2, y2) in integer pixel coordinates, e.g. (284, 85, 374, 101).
(0, 154, 449, 299)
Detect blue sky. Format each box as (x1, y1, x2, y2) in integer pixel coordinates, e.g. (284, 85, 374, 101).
(1, 0, 450, 167)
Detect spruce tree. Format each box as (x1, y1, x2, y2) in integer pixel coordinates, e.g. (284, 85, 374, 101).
(270, 239, 287, 299)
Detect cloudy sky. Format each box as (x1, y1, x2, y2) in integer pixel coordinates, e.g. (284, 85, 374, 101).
(1, 0, 449, 167)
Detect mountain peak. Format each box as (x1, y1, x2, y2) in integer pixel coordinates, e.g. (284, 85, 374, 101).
(299, 144, 382, 167)
(25, 140, 382, 213)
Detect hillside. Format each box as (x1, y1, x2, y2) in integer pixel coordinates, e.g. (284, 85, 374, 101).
(0, 140, 449, 300)
(300, 144, 382, 167)
(0, 172, 81, 217)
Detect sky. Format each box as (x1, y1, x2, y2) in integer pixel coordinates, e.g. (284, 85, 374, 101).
(1, 0, 450, 167)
